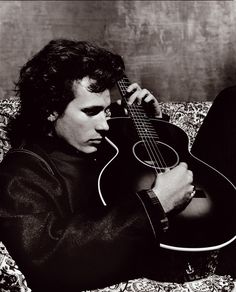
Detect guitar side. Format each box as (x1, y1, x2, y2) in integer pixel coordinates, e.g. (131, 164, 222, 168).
(98, 117, 236, 252)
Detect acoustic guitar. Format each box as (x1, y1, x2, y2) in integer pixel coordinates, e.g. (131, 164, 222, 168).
(98, 75, 236, 252)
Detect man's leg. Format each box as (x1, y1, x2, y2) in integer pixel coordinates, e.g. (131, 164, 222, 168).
(192, 86, 236, 187)
(192, 86, 236, 277)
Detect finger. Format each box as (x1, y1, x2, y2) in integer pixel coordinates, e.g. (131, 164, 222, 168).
(126, 83, 141, 93)
(139, 89, 154, 103)
(135, 89, 151, 105)
(153, 104, 162, 118)
(143, 94, 154, 103)
(126, 83, 142, 105)
(142, 90, 156, 103)
(126, 89, 142, 105)
(187, 170, 193, 182)
(127, 89, 152, 105)
(178, 162, 188, 169)
(187, 184, 195, 196)
(144, 95, 162, 118)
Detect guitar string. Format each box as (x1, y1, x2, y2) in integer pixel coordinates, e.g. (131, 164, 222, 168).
(118, 78, 165, 173)
(118, 80, 160, 172)
(120, 77, 168, 172)
(128, 101, 168, 170)
(119, 77, 167, 172)
(118, 78, 168, 173)
(127, 102, 166, 172)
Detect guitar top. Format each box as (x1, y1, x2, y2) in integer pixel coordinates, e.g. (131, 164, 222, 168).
(98, 76, 236, 252)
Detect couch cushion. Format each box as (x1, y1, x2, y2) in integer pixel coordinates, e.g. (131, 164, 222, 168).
(160, 101, 212, 147)
(0, 98, 21, 162)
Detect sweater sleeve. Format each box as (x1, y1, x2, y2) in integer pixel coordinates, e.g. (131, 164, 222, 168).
(0, 151, 162, 291)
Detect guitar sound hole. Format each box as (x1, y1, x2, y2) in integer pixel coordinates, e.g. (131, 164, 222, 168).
(133, 140, 179, 170)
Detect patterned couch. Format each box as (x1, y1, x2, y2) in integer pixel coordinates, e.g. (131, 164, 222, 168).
(0, 98, 235, 292)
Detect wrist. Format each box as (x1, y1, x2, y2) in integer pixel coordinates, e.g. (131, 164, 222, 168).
(139, 189, 169, 233)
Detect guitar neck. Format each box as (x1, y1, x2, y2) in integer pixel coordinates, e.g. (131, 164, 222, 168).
(117, 75, 131, 98)
(117, 76, 159, 140)
(117, 75, 148, 115)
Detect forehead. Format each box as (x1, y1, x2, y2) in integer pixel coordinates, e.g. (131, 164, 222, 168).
(72, 77, 111, 108)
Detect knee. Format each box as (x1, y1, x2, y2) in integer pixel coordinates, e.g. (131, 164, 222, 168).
(214, 86, 236, 109)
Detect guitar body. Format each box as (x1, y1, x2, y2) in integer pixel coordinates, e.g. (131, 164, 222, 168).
(97, 117, 236, 252)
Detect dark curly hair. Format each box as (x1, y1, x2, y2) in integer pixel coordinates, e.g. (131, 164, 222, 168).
(8, 39, 125, 146)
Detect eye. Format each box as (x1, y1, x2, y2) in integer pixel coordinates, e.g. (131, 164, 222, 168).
(82, 107, 103, 117)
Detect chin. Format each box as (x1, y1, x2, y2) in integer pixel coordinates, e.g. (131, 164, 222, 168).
(83, 146, 98, 154)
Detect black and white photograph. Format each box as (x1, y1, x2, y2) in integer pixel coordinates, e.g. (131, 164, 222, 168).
(0, 1, 236, 291)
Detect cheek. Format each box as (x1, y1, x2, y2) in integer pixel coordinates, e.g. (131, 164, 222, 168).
(65, 115, 93, 142)
(55, 114, 81, 138)
(73, 116, 91, 134)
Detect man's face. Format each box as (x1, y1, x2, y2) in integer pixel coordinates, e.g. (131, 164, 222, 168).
(55, 77, 111, 154)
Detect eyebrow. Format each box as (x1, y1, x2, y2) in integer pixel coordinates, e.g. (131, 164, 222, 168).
(81, 106, 105, 111)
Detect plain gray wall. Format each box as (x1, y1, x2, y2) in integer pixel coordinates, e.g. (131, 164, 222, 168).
(0, 1, 236, 101)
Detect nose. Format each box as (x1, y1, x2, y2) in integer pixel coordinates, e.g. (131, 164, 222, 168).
(96, 112, 109, 132)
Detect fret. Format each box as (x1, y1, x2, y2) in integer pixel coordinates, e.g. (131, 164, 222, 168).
(117, 75, 159, 140)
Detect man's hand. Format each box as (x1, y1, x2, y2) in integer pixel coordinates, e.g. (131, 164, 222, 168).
(116, 82, 162, 118)
(123, 84, 193, 214)
(152, 162, 194, 214)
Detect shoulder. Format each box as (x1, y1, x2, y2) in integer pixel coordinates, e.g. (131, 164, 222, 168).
(0, 146, 55, 179)
(0, 144, 64, 202)
(0, 147, 65, 214)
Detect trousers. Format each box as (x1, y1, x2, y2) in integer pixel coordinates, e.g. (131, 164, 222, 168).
(192, 86, 236, 278)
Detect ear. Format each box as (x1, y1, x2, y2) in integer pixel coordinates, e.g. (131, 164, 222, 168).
(47, 111, 59, 122)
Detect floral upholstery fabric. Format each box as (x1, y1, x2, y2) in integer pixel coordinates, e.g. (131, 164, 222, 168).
(85, 275, 235, 292)
(0, 98, 20, 163)
(0, 98, 235, 292)
(160, 101, 213, 147)
(0, 244, 31, 292)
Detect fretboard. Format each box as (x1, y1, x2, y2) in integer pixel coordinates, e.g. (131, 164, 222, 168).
(117, 76, 159, 140)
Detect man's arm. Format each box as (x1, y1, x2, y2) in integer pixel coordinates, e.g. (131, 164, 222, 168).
(0, 152, 163, 291)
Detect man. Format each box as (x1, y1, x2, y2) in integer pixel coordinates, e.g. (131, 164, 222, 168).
(0, 39, 194, 291)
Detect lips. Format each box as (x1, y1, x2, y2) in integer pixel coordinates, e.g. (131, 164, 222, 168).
(90, 138, 103, 144)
